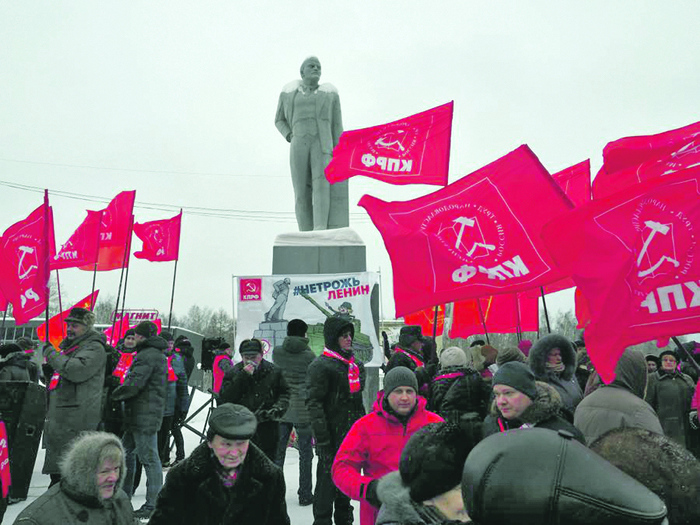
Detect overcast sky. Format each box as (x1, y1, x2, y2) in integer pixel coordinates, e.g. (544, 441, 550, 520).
(1, 1, 699, 323)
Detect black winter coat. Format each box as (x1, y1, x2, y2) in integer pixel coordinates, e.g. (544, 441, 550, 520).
(0, 351, 34, 381)
(219, 359, 290, 423)
(148, 441, 290, 525)
(429, 365, 490, 421)
(112, 335, 168, 433)
(645, 369, 695, 448)
(272, 335, 316, 426)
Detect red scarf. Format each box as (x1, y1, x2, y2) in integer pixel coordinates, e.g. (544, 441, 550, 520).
(48, 344, 80, 391)
(323, 348, 361, 393)
(396, 347, 424, 368)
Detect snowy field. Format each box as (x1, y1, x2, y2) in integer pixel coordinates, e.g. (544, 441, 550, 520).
(3, 388, 360, 524)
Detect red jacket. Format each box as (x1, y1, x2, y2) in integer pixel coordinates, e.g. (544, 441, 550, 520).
(332, 394, 442, 525)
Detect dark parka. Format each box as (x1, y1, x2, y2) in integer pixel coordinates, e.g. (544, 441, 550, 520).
(148, 440, 290, 525)
(428, 365, 490, 422)
(42, 330, 107, 475)
(574, 348, 663, 444)
(0, 349, 33, 381)
(163, 349, 189, 417)
(529, 334, 583, 417)
(112, 335, 168, 434)
(645, 367, 696, 449)
(306, 317, 366, 449)
(483, 381, 586, 444)
(272, 335, 316, 426)
(17, 432, 134, 525)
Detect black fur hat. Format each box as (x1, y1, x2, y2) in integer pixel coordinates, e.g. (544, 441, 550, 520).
(287, 319, 308, 337)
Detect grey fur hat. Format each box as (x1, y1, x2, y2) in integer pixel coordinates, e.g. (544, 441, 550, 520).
(439, 347, 468, 368)
(64, 307, 96, 329)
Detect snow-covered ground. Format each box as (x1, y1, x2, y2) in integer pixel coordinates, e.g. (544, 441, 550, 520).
(4, 388, 360, 524)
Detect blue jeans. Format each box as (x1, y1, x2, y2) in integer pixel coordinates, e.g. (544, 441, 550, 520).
(275, 422, 314, 501)
(122, 430, 163, 510)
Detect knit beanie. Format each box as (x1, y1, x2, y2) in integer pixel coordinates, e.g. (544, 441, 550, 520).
(496, 346, 526, 367)
(287, 319, 308, 337)
(124, 329, 136, 337)
(440, 347, 468, 368)
(492, 362, 538, 400)
(399, 423, 473, 502)
(383, 366, 418, 395)
(134, 321, 158, 339)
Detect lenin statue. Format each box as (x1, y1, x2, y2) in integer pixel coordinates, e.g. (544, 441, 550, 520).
(275, 57, 349, 231)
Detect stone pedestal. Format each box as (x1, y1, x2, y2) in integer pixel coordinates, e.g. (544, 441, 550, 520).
(272, 227, 366, 275)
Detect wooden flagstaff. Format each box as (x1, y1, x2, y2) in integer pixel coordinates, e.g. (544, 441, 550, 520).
(476, 299, 490, 345)
(431, 305, 439, 339)
(540, 286, 552, 333)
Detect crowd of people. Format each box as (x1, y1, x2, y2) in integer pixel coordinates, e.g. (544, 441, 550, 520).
(1, 308, 700, 524)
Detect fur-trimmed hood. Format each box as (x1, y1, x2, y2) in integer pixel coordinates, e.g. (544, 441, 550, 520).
(529, 334, 577, 381)
(376, 471, 423, 525)
(323, 317, 354, 353)
(59, 431, 126, 505)
(490, 381, 563, 425)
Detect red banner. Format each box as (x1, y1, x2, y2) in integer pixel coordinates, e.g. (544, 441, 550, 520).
(36, 291, 99, 350)
(326, 102, 453, 186)
(553, 159, 591, 208)
(360, 145, 573, 317)
(450, 294, 538, 339)
(133, 211, 182, 262)
(0, 289, 7, 311)
(0, 203, 54, 325)
(404, 304, 445, 337)
(104, 316, 161, 346)
(52, 210, 102, 270)
(0, 421, 10, 498)
(79, 191, 135, 271)
(543, 168, 700, 383)
(593, 120, 700, 199)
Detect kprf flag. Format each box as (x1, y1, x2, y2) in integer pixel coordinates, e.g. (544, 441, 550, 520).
(543, 167, 700, 383)
(0, 203, 55, 325)
(80, 191, 135, 271)
(52, 210, 102, 270)
(449, 294, 538, 339)
(326, 102, 453, 186)
(593, 120, 700, 199)
(133, 211, 182, 262)
(36, 290, 99, 350)
(554, 160, 591, 208)
(404, 304, 445, 337)
(360, 145, 573, 317)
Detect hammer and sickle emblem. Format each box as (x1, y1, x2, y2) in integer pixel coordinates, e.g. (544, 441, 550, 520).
(17, 246, 38, 280)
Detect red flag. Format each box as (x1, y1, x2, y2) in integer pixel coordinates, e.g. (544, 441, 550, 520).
(0, 421, 10, 498)
(36, 291, 99, 349)
(450, 294, 538, 338)
(0, 289, 7, 311)
(104, 316, 161, 346)
(543, 168, 700, 383)
(593, 120, 700, 199)
(404, 304, 445, 337)
(360, 145, 573, 317)
(79, 191, 135, 271)
(133, 211, 182, 262)
(0, 204, 55, 325)
(574, 288, 592, 330)
(52, 210, 102, 270)
(326, 102, 453, 186)
(553, 160, 591, 208)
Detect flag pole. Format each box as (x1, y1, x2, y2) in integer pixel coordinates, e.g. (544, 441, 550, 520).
(89, 211, 103, 310)
(55, 270, 65, 338)
(118, 215, 135, 326)
(540, 287, 551, 333)
(1, 310, 7, 343)
(514, 294, 522, 343)
(44, 190, 51, 333)
(672, 336, 700, 374)
(109, 215, 134, 342)
(431, 305, 439, 339)
(476, 299, 490, 345)
(167, 258, 179, 331)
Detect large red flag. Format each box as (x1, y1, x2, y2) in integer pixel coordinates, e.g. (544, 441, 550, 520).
(36, 290, 99, 349)
(543, 167, 700, 383)
(104, 316, 161, 346)
(404, 304, 445, 337)
(80, 191, 135, 271)
(133, 211, 182, 262)
(450, 294, 538, 339)
(592, 120, 700, 199)
(0, 289, 7, 311)
(52, 210, 102, 270)
(360, 145, 574, 317)
(0, 204, 54, 325)
(326, 102, 453, 186)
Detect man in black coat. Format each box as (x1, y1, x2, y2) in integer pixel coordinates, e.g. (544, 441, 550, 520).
(307, 317, 366, 525)
(219, 338, 290, 461)
(149, 403, 290, 525)
(111, 320, 167, 520)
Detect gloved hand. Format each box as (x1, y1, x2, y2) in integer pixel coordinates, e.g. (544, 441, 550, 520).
(365, 479, 381, 508)
(690, 410, 699, 430)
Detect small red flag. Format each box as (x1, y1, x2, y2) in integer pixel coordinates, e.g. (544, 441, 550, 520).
(360, 145, 573, 317)
(326, 102, 453, 186)
(404, 304, 445, 337)
(593, 120, 700, 199)
(0, 421, 10, 498)
(36, 290, 99, 349)
(80, 191, 136, 271)
(450, 294, 538, 338)
(104, 316, 161, 346)
(133, 211, 182, 262)
(0, 203, 55, 325)
(52, 210, 102, 270)
(543, 167, 700, 383)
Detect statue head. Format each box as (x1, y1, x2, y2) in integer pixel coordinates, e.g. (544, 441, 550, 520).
(300, 56, 321, 85)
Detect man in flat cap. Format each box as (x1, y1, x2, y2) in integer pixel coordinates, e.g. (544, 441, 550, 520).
(149, 403, 290, 525)
(42, 307, 107, 487)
